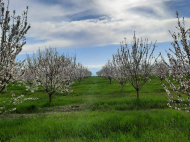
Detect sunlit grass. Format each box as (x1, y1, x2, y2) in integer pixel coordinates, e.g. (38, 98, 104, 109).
(1, 110, 190, 142)
(0, 75, 190, 141)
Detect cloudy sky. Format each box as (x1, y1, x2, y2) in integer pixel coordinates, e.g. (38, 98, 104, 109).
(6, 0, 190, 75)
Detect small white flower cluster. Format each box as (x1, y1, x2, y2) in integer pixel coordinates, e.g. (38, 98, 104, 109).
(164, 79, 190, 111)
(162, 83, 173, 98)
(165, 77, 170, 83)
(24, 84, 38, 92)
(170, 83, 177, 91)
(162, 79, 190, 112)
(145, 77, 151, 83)
(177, 96, 185, 102)
(23, 98, 39, 100)
(0, 93, 38, 115)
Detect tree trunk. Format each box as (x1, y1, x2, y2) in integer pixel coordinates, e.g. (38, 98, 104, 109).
(49, 94, 52, 102)
(109, 78, 112, 84)
(137, 90, 139, 99)
(78, 78, 81, 84)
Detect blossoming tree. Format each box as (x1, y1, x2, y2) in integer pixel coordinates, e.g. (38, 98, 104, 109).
(161, 12, 190, 112)
(99, 60, 115, 84)
(113, 33, 160, 99)
(25, 47, 76, 102)
(74, 62, 92, 84)
(112, 53, 129, 90)
(0, 0, 38, 115)
(153, 59, 169, 83)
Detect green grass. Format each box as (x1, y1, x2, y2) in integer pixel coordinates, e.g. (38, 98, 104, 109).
(0, 76, 190, 141)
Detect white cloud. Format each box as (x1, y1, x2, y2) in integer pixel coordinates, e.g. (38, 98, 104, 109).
(20, 39, 73, 54)
(84, 64, 104, 69)
(4, 0, 189, 54)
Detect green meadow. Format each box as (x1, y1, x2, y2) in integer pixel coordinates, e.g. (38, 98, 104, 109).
(0, 76, 190, 142)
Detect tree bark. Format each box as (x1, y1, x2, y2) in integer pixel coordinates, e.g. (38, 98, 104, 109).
(49, 94, 52, 102)
(137, 90, 139, 99)
(109, 78, 112, 84)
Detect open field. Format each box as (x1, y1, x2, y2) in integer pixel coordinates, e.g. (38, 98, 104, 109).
(0, 76, 190, 142)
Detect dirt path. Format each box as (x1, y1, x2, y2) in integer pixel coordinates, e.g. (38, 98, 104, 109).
(0, 105, 83, 120)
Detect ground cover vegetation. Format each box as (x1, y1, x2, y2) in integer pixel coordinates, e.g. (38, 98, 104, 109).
(0, 0, 190, 141)
(1, 76, 190, 142)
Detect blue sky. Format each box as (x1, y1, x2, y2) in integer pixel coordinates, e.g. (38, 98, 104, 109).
(6, 0, 190, 75)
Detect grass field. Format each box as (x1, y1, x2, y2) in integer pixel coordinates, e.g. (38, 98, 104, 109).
(0, 76, 190, 142)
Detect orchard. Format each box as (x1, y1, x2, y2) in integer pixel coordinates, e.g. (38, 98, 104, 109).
(1, 0, 190, 141)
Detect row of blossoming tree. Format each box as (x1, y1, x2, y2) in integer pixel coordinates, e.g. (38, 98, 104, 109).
(0, 0, 91, 115)
(21, 48, 91, 103)
(97, 12, 190, 112)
